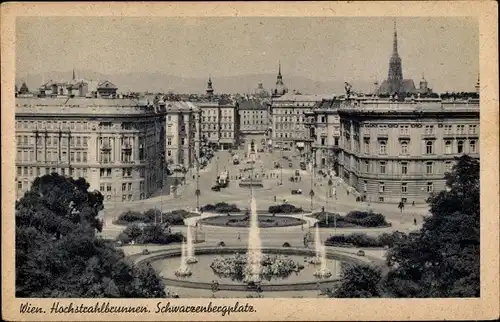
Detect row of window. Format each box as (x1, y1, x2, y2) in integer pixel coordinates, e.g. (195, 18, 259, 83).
(201, 116, 233, 122)
(98, 151, 134, 163)
(16, 150, 89, 163)
(274, 116, 305, 122)
(242, 120, 265, 125)
(351, 124, 478, 136)
(17, 135, 90, 147)
(365, 160, 451, 175)
(360, 139, 478, 155)
(363, 181, 435, 194)
(99, 168, 145, 178)
(201, 124, 233, 130)
(16, 120, 94, 131)
(203, 132, 234, 138)
(16, 167, 88, 179)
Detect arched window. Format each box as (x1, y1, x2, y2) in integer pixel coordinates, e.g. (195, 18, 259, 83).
(469, 140, 477, 153)
(426, 141, 433, 154)
(444, 141, 452, 154)
(401, 141, 408, 154)
(457, 140, 464, 154)
(379, 141, 387, 154)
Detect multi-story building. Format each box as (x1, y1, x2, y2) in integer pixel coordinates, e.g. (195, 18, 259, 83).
(303, 99, 342, 171)
(237, 99, 269, 150)
(270, 93, 335, 153)
(197, 101, 239, 150)
(164, 101, 201, 169)
(337, 97, 480, 204)
(15, 96, 166, 203)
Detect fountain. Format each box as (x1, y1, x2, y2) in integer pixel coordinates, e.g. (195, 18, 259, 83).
(175, 239, 192, 277)
(185, 225, 198, 264)
(312, 225, 332, 278)
(243, 196, 262, 283)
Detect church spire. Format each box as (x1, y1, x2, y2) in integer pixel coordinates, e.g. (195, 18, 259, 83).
(72, 68, 76, 80)
(278, 61, 282, 77)
(392, 19, 399, 56)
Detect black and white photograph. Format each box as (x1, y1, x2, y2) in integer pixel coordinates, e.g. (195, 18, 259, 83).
(2, 2, 499, 321)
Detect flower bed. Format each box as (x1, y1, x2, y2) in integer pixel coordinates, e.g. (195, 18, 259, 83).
(210, 253, 305, 282)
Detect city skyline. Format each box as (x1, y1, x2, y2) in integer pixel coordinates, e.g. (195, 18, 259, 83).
(16, 16, 479, 93)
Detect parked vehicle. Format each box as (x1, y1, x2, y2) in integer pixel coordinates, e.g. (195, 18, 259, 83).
(288, 162, 293, 168)
(291, 189, 302, 195)
(295, 169, 300, 176)
(211, 185, 221, 192)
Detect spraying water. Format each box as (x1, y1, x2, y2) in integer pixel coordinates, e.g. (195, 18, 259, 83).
(185, 225, 198, 264)
(175, 239, 192, 276)
(244, 196, 262, 283)
(313, 225, 332, 278)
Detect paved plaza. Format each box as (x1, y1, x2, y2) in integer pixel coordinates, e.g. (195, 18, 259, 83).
(96, 149, 430, 298)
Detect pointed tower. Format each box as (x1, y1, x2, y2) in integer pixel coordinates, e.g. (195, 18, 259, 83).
(206, 75, 214, 96)
(387, 19, 403, 93)
(72, 68, 76, 81)
(272, 61, 288, 98)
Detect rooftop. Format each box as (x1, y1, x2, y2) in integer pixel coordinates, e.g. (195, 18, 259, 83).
(238, 99, 266, 110)
(272, 93, 337, 102)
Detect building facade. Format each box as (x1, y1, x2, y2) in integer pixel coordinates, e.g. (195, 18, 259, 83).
(15, 97, 166, 203)
(164, 101, 201, 170)
(197, 102, 239, 150)
(270, 94, 335, 153)
(303, 99, 342, 172)
(237, 99, 269, 150)
(337, 98, 480, 204)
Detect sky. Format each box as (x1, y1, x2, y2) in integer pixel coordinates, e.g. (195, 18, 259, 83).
(16, 16, 479, 92)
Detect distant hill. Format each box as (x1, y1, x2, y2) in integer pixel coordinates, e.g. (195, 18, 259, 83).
(16, 70, 376, 95)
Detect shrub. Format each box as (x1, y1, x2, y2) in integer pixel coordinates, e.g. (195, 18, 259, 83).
(268, 204, 303, 214)
(313, 211, 390, 228)
(117, 223, 184, 245)
(117, 210, 149, 224)
(282, 242, 291, 247)
(325, 232, 402, 248)
(200, 202, 240, 213)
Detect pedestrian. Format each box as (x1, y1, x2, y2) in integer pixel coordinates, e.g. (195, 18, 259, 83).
(237, 232, 241, 241)
(412, 201, 415, 206)
(413, 218, 417, 225)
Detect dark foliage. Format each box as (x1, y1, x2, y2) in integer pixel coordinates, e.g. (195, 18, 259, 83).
(385, 155, 480, 297)
(313, 211, 391, 228)
(330, 264, 382, 298)
(15, 174, 166, 298)
(268, 204, 303, 214)
(117, 224, 184, 245)
(200, 202, 241, 213)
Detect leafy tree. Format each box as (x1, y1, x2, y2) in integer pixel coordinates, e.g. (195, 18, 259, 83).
(385, 155, 480, 297)
(330, 263, 382, 298)
(16, 174, 166, 298)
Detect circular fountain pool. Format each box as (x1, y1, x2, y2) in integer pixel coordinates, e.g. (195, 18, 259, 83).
(136, 246, 368, 292)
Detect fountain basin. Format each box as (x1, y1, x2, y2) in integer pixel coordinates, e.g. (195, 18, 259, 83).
(135, 246, 370, 292)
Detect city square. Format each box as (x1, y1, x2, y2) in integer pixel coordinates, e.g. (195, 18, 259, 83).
(11, 14, 484, 306)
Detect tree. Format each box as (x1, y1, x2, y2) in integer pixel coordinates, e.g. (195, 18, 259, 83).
(385, 155, 480, 297)
(330, 263, 382, 298)
(16, 174, 166, 298)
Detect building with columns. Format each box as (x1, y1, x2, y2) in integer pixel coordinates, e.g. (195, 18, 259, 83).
(15, 97, 166, 202)
(336, 97, 479, 204)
